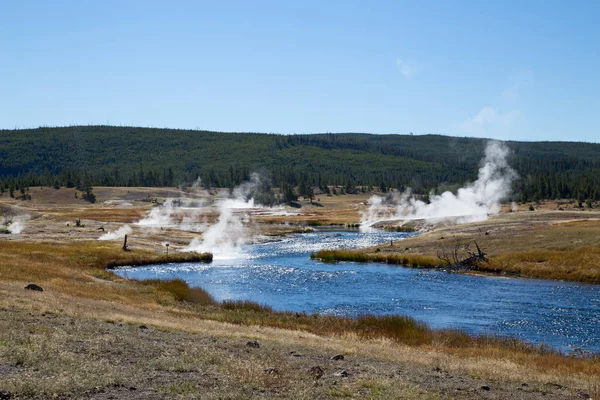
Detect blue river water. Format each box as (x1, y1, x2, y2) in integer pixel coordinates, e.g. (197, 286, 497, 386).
(113, 231, 600, 354)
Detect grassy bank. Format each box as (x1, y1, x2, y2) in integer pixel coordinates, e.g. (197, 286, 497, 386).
(311, 249, 440, 269)
(334, 213, 600, 284)
(481, 246, 600, 284)
(311, 246, 600, 284)
(137, 276, 564, 355)
(105, 252, 213, 269)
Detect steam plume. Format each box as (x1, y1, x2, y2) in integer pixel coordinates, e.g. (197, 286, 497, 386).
(186, 198, 251, 257)
(98, 224, 132, 240)
(185, 173, 275, 257)
(136, 199, 177, 228)
(361, 141, 517, 231)
(1, 215, 30, 234)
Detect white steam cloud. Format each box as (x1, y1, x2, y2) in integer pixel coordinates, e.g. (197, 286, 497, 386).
(136, 199, 178, 229)
(98, 224, 132, 241)
(1, 215, 30, 234)
(185, 174, 271, 257)
(122, 173, 272, 258)
(186, 198, 252, 258)
(361, 141, 517, 231)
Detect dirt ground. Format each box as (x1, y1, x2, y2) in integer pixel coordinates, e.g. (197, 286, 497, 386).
(0, 282, 594, 400)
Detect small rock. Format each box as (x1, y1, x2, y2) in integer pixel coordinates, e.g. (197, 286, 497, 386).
(264, 367, 278, 375)
(129, 387, 137, 391)
(0, 391, 12, 400)
(331, 354, 344, 361)
(577, 391, 591, 399)
(333, 370, 350, 378)
(24, 284, 43, 292)
(246, 340, 260, 348)
(138, 325, 148, 330)
(433, 366, 442, 372)
(309, 366, 324, 379)
(481, 385, 490, 391)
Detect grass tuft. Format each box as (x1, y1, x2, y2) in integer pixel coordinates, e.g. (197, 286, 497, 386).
(141, 279, 216, 305)
(221, 300, 274, 313)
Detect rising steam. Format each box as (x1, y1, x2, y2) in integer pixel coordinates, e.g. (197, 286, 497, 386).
(114, 173, 273, 257)
(185, 174, 272, 257)
(1, 215, 30, 234)
(361, 141, 517, 231)
(98, 224, 132, 241)
(185, 198, 251, 257)
(136, 199, 178, 228)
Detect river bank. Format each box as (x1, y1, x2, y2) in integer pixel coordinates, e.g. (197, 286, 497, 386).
(344, 209, 600, 284)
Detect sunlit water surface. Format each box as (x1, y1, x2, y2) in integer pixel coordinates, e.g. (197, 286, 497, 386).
(114, 231, 600, 353)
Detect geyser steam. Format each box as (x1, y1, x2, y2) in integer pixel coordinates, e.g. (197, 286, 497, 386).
(136, 199, 178, 229)
(186, 199, 250, 257)
(1, 215, 30, 234)
(361, 141, 517, 231)
(185, 173, 272, 257)
(98, 224, 132, 241)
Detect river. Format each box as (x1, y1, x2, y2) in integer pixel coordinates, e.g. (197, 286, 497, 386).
(113, 231, 600, 354)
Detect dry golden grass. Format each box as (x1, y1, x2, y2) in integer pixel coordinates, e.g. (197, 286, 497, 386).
(140, 278, 217, 305)
(2, 238, 597, 368)
(363, 211, 600, 283)
(1, 277, 598, 399)
(482, 246, 600, 283)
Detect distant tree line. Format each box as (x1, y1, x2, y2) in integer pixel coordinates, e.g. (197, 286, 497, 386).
(1, 126, 600, 204)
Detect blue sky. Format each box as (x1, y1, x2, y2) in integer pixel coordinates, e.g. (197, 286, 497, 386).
(1, 0, 598, 142)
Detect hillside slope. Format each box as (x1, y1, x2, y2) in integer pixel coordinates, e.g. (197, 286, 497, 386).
(1, 126, 599, 200)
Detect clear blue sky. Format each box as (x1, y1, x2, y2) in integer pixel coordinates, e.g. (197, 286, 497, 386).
(1, 0, 598, 142)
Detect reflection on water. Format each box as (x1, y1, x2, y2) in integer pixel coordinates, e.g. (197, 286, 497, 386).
(114, 231, 600, 353)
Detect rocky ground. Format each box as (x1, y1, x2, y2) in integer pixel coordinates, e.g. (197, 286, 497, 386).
(0, 298, 592, 400)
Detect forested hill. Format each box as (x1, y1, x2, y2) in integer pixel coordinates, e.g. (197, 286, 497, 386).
(1, 125, 600, 202)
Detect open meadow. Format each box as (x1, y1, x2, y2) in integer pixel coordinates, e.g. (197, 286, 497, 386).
(1, 187, 599, 399)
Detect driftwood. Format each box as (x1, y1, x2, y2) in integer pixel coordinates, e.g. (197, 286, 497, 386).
(437, 240, 487, 271)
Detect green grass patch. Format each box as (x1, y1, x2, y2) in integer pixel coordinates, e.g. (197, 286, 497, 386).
(105, 252, 212, 269)
(311, 250, 440, 268)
